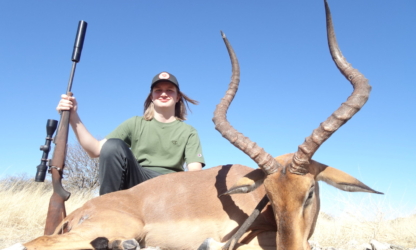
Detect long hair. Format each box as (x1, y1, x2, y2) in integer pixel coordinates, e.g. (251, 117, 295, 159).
(143, 89, 198, 121)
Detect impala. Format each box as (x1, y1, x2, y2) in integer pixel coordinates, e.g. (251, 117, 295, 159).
(4, 1, 381, 250)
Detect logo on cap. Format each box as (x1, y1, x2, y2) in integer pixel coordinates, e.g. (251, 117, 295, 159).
(159, 72, 170, 79)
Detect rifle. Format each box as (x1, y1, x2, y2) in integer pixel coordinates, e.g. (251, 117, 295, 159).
(34, 20, 88, 235)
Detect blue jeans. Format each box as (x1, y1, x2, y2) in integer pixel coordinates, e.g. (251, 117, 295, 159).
(98, 138, 161, 195)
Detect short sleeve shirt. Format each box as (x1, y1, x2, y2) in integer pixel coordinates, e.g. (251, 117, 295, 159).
(105, 116, 205, 174)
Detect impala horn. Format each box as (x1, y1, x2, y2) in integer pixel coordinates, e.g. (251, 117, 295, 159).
(290, 0, 372, 175)
(213, 31, 282, 175)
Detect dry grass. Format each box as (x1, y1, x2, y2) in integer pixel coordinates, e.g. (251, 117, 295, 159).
(1, 176, 415, 249)
(310, 191, 416, 249)
(0, 176, 94, 248)
(311, 212, 416, 249)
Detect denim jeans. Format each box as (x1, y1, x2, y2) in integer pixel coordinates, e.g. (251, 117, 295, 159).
(98, 138, 161, 195)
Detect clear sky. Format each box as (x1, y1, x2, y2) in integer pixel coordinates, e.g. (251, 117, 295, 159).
(1, 1, 415, 217)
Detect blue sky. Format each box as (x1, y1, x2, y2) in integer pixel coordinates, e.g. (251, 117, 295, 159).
(1, 1, 415, 217)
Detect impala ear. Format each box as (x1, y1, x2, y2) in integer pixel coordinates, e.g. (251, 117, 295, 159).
(220, 168, 266, 197)
(316, 165, 383, 194)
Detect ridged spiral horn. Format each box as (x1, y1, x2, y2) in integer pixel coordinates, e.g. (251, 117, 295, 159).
(213, 31, 282, 175)
(290, 0, 371, 174)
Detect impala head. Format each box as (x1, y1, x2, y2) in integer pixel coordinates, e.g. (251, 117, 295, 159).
(214, 1, 382, 249)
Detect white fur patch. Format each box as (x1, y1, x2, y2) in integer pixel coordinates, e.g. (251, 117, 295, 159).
(2, 243, 26, 250)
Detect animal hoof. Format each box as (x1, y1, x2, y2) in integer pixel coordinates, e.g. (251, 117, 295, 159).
(111, 239, 140, 250)
(90, 237, 109, 250)
(122, 239, 140, 250)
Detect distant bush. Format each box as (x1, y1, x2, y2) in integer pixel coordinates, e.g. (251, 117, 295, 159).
(64, 142, 100, 191)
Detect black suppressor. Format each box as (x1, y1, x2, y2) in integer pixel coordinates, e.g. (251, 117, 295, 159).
(71, 20, 87, 63)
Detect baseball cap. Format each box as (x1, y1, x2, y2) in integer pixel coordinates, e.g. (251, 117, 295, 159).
(151, 72, 179, 90)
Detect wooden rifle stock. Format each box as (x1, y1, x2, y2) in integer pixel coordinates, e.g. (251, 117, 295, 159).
(44, 20, 88, 235)
(44, 107, 72, 235)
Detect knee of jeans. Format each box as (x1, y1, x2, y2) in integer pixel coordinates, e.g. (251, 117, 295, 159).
(100, 138, 127, 159)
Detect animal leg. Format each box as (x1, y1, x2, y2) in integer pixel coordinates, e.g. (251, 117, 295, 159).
(23, 233, 103, 250)
(3, 239, 141, 250)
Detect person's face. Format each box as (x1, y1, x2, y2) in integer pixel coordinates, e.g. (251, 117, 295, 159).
(151, 81, 180, 109)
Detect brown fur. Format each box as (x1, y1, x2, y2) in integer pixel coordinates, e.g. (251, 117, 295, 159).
(23, 165, 276, 250)
(20, 154, 380, 250)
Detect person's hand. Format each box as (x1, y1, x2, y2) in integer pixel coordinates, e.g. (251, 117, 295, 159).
(56, 94, 78, 113)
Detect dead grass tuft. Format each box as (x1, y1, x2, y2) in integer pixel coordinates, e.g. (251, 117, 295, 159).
(310, 191, 416, 249)
(0, 176, 94, 248)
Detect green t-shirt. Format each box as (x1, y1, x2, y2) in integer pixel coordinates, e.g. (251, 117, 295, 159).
(105, 116, 205, 174)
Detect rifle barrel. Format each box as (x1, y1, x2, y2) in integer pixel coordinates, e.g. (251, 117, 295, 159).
(44, 20, 88, 235)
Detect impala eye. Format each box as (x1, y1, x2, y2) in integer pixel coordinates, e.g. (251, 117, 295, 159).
(305, 186, 315, 206)
(307, 190, 314, 200)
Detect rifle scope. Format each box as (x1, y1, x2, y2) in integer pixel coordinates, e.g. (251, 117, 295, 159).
(35, 119, 58, 182)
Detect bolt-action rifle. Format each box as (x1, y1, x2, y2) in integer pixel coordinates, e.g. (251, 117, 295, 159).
(34, 20, 88, 235)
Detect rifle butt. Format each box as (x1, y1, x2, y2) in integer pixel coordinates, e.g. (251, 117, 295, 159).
(45, 138, 71, 235)
(44, 191, 68, 235)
